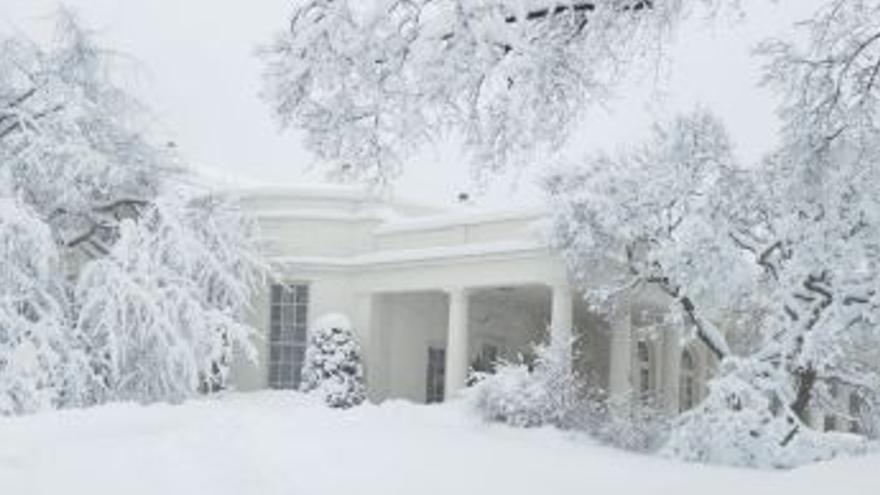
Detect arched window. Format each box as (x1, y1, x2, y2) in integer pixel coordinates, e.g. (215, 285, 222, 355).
(637, 341, 652, 397)
(849, 392, 864, 434)
(680, 349, 697, 412)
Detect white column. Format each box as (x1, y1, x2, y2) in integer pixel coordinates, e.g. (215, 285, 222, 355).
(608, 297, 632, 397)
(444, 288, 470, 399)
(550, 285, 574, 343)
(550, 284, 574, 372)
(356, 292, 383, 402)
(662, 324, 682, 414)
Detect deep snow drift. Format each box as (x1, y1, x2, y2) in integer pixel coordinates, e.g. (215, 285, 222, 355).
(0, 392, 877, 495)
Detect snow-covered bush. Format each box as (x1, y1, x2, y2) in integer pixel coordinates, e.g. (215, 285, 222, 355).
(572, 391, 672, 453)
(470, 338, 579, 428)
(300, 314, 366, 409)
(664, 363, 870, 468)
(471, 336, 669, 451)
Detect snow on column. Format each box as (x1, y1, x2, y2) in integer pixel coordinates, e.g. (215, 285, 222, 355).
(444, 287, 470, 400)
(608, 297, 633, 397)
(550, 284, 574, 372)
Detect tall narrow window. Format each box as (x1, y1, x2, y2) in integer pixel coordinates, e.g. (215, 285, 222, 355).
(849, 392, 863, 434)
(426, 347, 446, 404)
(637, 341, 651, 397)
(680, 349, 697, 412)
(824, 415, 837, 432)
(480, 343, 499, 373)
(268, 283, 309, 389)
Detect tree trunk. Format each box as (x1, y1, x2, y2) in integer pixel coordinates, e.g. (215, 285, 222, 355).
(790, 365, 816, 422)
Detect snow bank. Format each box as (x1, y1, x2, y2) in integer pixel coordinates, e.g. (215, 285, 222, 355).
(0, 393, 877, 494)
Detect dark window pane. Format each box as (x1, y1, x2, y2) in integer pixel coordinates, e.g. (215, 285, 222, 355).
(279, 286, 292, 304)
(850, 393, 862, 415)
(293, 345, 306, 362)
(271, 285, 283, 304)
(824, 416, 835, 432)
(296, 285, 309, 303)
(682, 350, 694, 370)
(638, 342, 649, 363)
(282, 305, 295, 325)
(426, 347, 446, 404)
(295, 305, 307, 325)
(295, 325, 307, 342)
(280, 345, 293, 362)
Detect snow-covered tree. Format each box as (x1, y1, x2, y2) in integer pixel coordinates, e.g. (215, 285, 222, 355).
(75, 195, 265, 404)
(544, 109, 746, 361)
(300, 314, 366, 408)
(0, 11, 266, 411)
(547, 104, 880, 464)
(0, 199, 71, 415)
(757, 0, 880, 388)
(261, 0, 731, 186)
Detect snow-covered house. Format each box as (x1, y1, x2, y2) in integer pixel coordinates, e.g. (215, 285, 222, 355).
(228, 184, 718, 414)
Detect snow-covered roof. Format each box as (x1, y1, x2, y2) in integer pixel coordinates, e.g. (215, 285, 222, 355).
(252, 207, 400, 223)
(275, 240, 548, 269)
(236, 181, 553, 270)
(375, 206, 547, 234)
(231, 183, 372, 201)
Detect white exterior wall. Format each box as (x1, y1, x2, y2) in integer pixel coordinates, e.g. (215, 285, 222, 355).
(228, 185, 711, 408)
(372, 292, 448, 402)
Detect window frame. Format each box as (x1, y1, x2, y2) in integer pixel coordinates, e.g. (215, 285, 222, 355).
(679, 349, 697, 412)
(426, 346, 446, 404)
(636, 340, 652, 397)
(268, 282, 310, 390)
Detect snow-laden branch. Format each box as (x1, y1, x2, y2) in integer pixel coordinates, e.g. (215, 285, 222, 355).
(260, 0, 704, 185)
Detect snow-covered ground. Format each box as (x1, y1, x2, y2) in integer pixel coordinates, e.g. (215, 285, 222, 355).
(0, 392, 877, 495)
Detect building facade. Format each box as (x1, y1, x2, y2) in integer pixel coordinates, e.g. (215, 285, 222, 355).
(228, 185, 715, 413)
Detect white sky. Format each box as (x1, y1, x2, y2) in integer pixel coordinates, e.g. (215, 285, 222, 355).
(0, 0, 827, 207)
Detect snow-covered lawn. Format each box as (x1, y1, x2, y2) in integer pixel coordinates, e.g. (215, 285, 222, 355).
(0, 392, 877, 495)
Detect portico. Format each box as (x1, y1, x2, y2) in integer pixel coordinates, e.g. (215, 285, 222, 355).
(358, 281, 575, 404)
(440, 283, 575, 400)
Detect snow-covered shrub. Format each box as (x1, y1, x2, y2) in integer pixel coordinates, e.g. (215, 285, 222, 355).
(300, 314, 366, 409)
(470, 338, 579, 428)
(664, 366, 869, 469)
(570, 391, 672, 453)
(471, 336, 669, 451)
